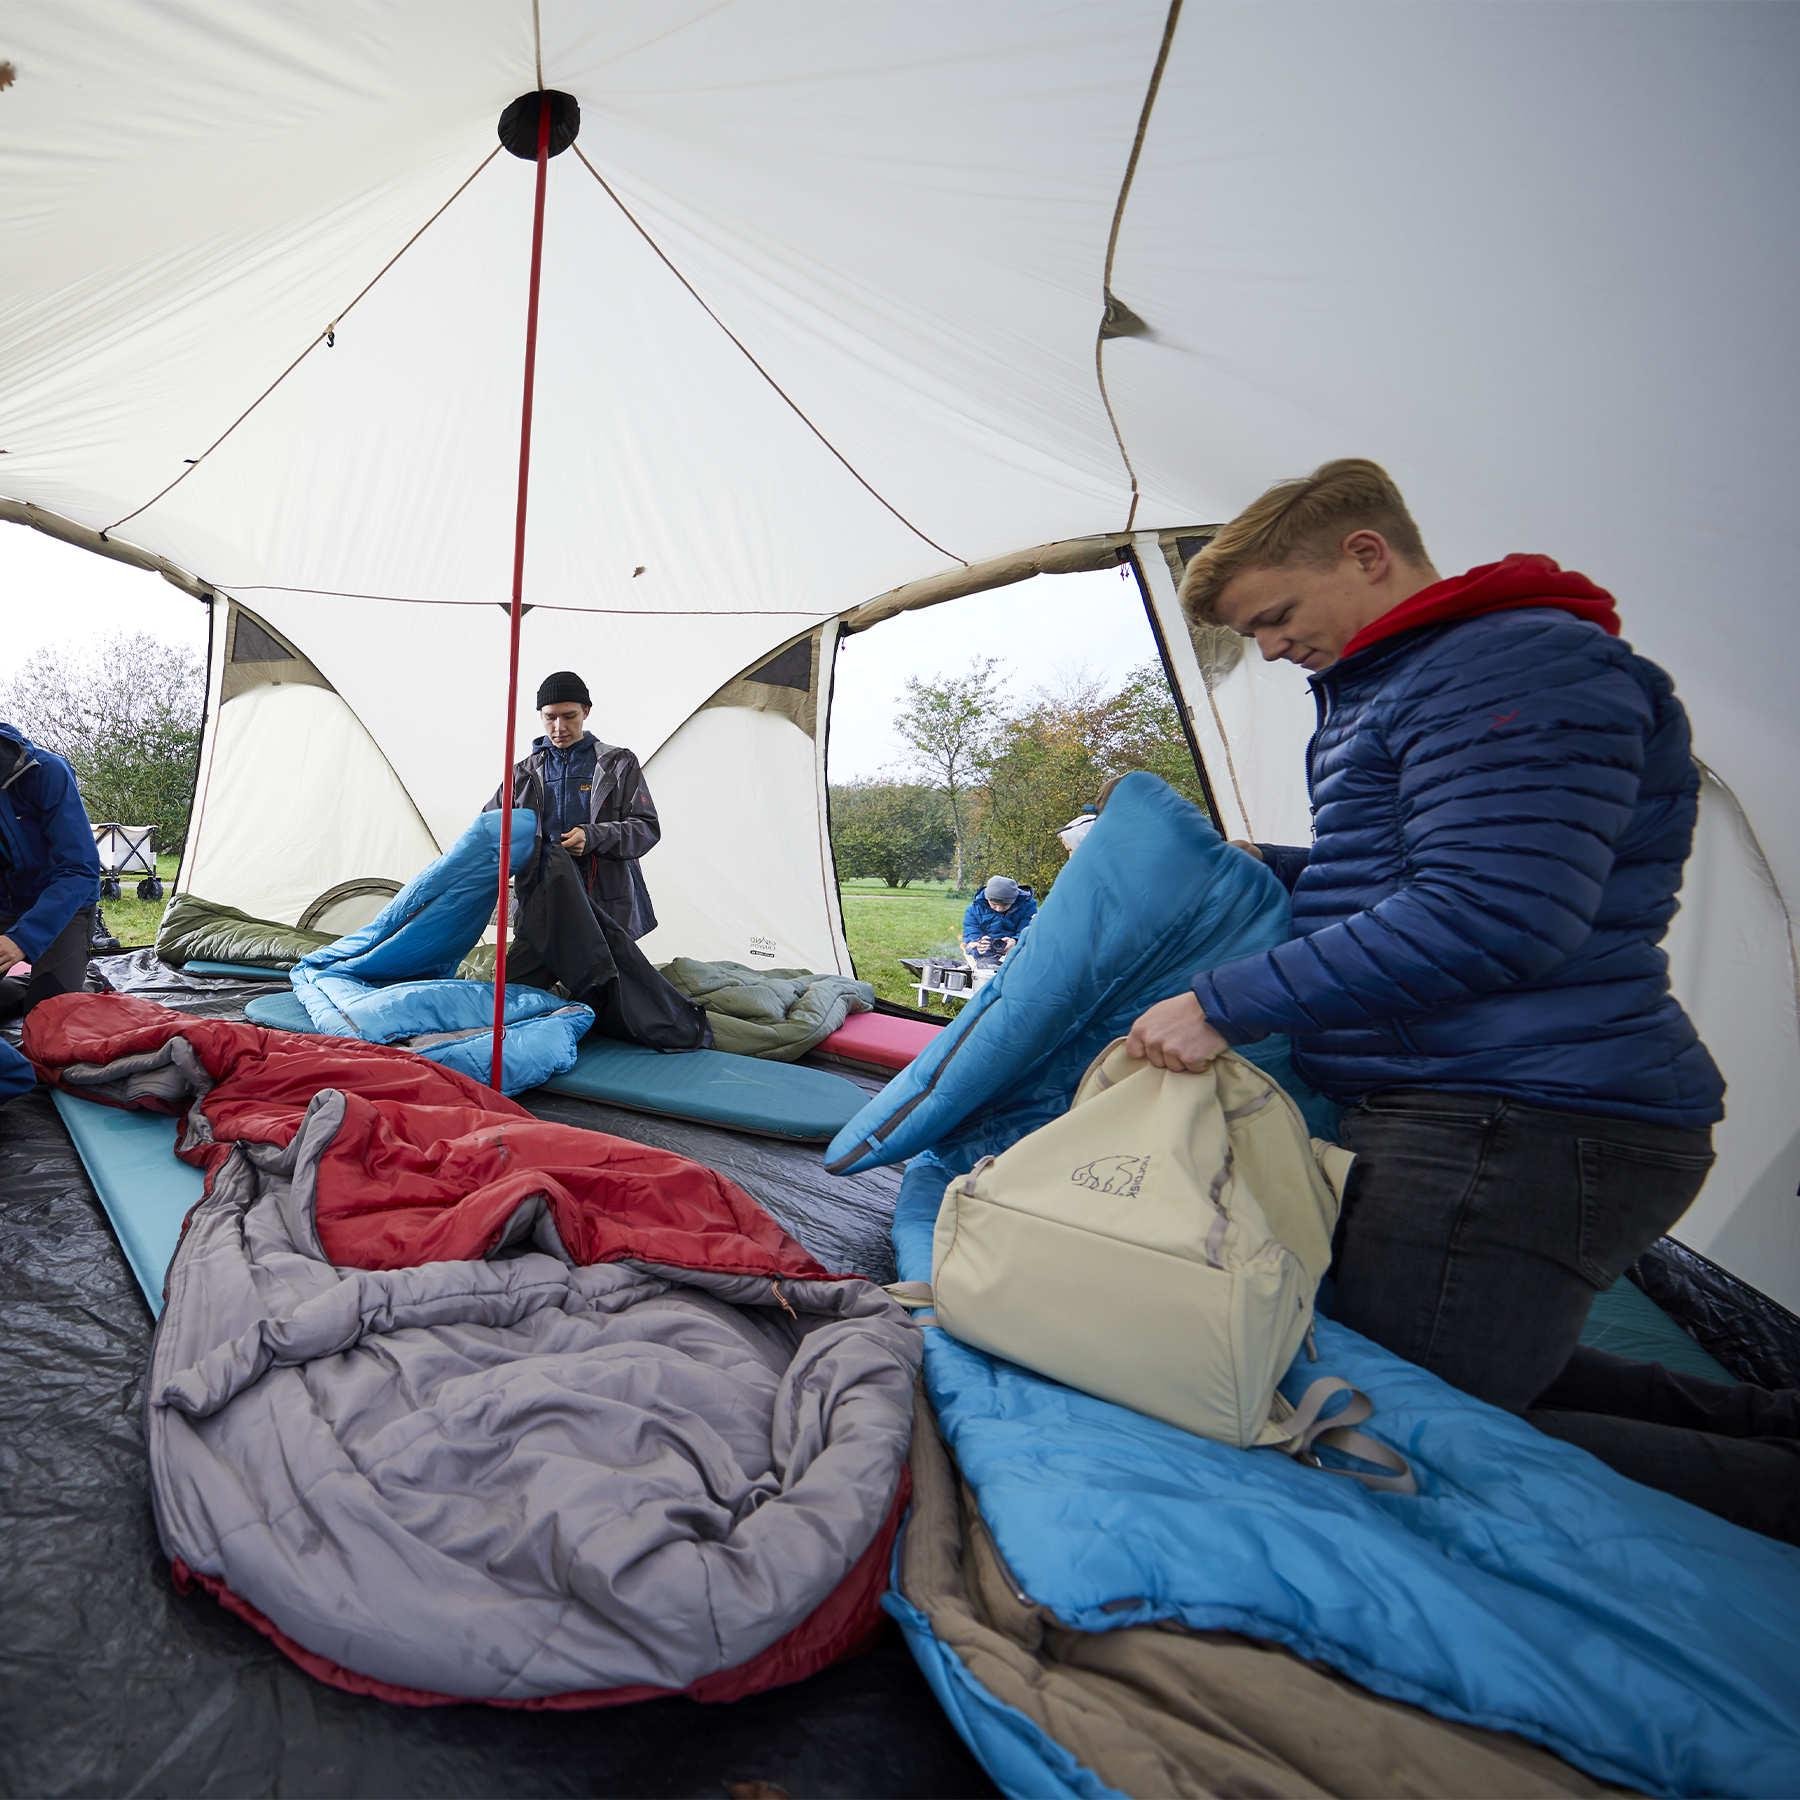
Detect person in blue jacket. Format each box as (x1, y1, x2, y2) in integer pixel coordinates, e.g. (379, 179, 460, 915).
(962, 875, 1036, 983)
(1126, 459, 1797, 1542)
(0, 721, 100, 1026)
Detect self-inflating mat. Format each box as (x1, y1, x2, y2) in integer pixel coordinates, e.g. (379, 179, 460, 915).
(26, 990, 919, 1706)
(181, 959, 290, 981)
(829, 774, 1800, 1799)
(245, 987, 865, 1142)
(48, 1091, 201, 1313)
(817, 1010, 940, 1072)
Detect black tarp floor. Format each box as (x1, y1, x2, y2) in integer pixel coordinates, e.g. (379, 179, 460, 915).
(0, 955, 994, 1799)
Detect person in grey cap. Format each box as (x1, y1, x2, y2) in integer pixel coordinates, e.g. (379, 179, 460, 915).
(485, 670, 661, 939)
(961, 874, 1037, 986)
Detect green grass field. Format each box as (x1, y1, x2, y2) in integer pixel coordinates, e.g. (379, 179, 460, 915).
(838, 877, 972, 1009)
(97, 853, 180, 950)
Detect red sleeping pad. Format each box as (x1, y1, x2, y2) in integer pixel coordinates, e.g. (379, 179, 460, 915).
(817, 1010, 940, 1071)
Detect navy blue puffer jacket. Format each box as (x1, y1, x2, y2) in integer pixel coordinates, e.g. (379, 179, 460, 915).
(1191, 557, 1724, 1127)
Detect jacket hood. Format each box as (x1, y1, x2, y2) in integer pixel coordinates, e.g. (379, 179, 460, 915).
(0, 723, 40, 790)
(1339, 554, 1621, 663)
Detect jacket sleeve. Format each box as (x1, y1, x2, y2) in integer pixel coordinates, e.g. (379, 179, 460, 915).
(584, 754, 661, 860)
(485, 761, 535, 820)
(1192, 646, 1652, 1044)
(1255, 843, 1311, 891)
(6, 758, 100, 960)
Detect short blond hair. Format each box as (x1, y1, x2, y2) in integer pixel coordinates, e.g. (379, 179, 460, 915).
(1180, 458, 1427, 626)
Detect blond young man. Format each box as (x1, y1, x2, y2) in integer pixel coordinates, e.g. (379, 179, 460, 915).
(1124, 461, 1796, 1544)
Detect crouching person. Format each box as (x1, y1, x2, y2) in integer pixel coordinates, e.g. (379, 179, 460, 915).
(1124, 460, 1798, 1546)
(0, 722, 101, 1021)
(962, 875, 1037, 990)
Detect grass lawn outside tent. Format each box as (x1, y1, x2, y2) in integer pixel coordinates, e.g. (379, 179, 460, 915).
(97, 853, 179, 949)
(837, 877, 971, 1009)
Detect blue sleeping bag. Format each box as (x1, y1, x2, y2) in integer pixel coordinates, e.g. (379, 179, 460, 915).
(291, 811, 592, 1095)
(827, 774, 1335, 1179)
(831, 775, 1800, 1799)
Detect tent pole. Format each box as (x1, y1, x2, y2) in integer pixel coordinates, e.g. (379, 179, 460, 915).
(491, 93, 553, 1089)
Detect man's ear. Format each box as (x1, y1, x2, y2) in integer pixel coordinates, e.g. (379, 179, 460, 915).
(1342, 528, 1392, 582)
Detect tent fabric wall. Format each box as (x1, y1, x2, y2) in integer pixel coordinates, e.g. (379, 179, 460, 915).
(2, 1, 1795, 1302)
(638, 699, 847, 978)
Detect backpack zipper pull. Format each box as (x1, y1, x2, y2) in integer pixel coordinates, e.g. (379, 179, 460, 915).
(1305, 1323, 1319, 1362)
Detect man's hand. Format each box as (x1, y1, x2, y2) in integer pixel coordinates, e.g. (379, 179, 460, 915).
(998, 937, 1016, 952)
(1227, 839, 1264, 861)
(558, 826, 587, 854)
(0, 935, 22, 971)
(1126, 991, 1230, 1072)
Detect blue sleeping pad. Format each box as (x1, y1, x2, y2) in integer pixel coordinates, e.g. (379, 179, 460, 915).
(50, 1092, 201, 1314)
(246, 989, 864, 1142)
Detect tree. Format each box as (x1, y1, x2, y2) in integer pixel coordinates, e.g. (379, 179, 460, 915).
(829, 781, 953, 887)
(894, 658, 1006, 889)
(971, 662, 1211, 903)
(974, 689, 1110, 901)
(1098, 660, 1211, 811)
(0, 633, 206, 855)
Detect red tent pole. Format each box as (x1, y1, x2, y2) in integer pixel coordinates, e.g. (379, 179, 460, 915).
(491, 93, 553, 1089)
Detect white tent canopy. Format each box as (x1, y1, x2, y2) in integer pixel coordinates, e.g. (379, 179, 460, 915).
(3, 2, 1795, 1302)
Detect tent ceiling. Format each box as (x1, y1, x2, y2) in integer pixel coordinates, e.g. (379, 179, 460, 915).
(2, 2, 1795, 920)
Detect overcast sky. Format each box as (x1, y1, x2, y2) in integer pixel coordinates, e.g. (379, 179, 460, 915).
(827, 564, 1168, 781)
(4, 524, 210, 663)
(0, 527, 1165, 773)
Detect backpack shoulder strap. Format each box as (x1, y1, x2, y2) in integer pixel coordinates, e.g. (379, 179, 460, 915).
(1269, 1376, 1418, 1495)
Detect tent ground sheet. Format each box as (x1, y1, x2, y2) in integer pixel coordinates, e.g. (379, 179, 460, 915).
(244, 987, 864, 1141)
(0, 1080, 990, 1800)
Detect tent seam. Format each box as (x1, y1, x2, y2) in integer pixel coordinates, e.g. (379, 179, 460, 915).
(101, 147, 504, 540)
(570, 145, 966, 568)
(1096, 0, 1183, 532)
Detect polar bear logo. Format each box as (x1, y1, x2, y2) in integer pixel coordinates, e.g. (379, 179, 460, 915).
(1070, 1154, 1149, 1198)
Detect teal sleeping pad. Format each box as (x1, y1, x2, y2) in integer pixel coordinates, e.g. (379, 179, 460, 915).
(50, 1091, 203, 1314)
(243, 988, 863, 1142)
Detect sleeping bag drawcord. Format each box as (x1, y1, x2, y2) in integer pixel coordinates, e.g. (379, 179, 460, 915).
(491, 91, 554, 1089)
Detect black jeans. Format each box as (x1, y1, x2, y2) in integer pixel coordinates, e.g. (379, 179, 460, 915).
(0, 906, 94, 1020)
(1334, 1089, 1800, 1544)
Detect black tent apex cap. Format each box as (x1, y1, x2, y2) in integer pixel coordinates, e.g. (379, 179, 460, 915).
(498, 90, 580, 159)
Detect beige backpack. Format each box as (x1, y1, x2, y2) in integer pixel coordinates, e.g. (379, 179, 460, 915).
(894, 1040, 1413, 1490)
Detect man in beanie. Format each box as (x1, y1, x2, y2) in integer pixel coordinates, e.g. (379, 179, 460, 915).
(486, 671, 660, 939)
(961, 874, 1037, 987)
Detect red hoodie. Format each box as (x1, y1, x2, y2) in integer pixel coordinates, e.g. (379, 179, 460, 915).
(1338, 553, 1621, 662)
